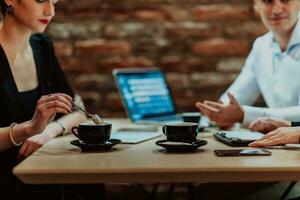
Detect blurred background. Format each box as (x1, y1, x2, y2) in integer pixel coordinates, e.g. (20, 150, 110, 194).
(43, 0, 266, 117)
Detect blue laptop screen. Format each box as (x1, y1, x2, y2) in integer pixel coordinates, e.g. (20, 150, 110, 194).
(116, 71, 175, 121)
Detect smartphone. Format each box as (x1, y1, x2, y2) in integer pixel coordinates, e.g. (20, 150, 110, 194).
(214, 149, 272, 157)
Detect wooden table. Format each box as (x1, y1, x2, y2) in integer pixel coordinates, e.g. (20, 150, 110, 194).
(13, 119, 300, 184)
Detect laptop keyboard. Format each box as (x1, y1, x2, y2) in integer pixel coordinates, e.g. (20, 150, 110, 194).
(149, 115, 181, 121)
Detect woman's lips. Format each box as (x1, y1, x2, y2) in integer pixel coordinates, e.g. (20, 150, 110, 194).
(39, 19, 49, 25)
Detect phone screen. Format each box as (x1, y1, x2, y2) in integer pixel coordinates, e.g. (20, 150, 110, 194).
(214, 149, 272, 157)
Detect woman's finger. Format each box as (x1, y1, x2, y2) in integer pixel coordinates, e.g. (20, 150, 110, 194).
(260, 130, 279, 140)
(18, 142, 29, 157)
(53, 93, 73, 102)
(47, 107, 70, 115)
(40, 100, 72, 113)
(24, 144, 41, 157)
(23, 144, 35, 157)
(38, 94, 72, 108)
(250, 138, 280, 147)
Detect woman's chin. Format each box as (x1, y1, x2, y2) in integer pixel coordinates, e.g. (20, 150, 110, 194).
(32, 26, 47, 33)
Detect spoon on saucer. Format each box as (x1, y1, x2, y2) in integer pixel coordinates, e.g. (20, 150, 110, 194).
(71, 102, 103, 125)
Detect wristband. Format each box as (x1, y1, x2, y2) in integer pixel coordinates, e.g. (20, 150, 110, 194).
(291, 121, 300, 127)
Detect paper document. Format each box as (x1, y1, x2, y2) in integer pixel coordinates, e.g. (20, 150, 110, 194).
(111, 131, 162, 144)
(224, 131, 264, 141)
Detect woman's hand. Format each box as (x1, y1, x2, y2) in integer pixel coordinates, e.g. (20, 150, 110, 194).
(249, 127, 300, 147)
(18, 121, 63, 158)
(18, 130, 52, 158)
(28, 93, 72, 136)
(249, 117, 291, 134)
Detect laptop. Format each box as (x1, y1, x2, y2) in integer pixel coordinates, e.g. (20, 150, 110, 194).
(113, 67, 182, 124)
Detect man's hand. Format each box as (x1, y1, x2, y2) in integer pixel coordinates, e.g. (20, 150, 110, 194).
(249, 127, 300, 147)
(249, 117, 291, 134)
(196, 92, 244, 129)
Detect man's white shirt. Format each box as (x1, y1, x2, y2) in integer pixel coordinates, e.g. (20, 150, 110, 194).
(220, 17, 300, 125)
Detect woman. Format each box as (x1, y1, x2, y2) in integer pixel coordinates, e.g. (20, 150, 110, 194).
(0, 0, 91, 199)
(249, 117, 300, 147)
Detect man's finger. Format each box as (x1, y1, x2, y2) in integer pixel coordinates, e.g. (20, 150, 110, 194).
(196, 103, 220, 120)
(217, 99, 224, 104)
(196, 102, 220, 113)
(203, 101, 223, 109)
(227, 92, 239, 105)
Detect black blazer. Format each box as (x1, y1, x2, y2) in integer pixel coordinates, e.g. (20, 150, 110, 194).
(0, 34, 74, 195)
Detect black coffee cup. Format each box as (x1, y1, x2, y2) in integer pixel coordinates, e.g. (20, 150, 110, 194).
(72, 122, 112, 143)
(162, 122, 198, 142)
(182, 112, 202, 124)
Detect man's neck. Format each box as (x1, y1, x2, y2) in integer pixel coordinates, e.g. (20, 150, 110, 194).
(273, 25, 296, 52)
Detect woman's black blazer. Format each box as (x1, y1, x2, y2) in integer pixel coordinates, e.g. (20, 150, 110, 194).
(0, 34, 74, 192)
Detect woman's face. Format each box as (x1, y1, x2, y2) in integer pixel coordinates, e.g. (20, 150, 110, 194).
(8, 0, 58, 33)
(254, 0, 300, 35)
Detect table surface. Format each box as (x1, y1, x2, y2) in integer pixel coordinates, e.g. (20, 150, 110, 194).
(13, 119, 300, 184)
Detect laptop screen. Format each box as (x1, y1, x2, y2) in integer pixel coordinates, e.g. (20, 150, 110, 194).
(114, 69, 176, 121)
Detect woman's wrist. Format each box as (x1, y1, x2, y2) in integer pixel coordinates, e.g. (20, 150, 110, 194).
(12, 121, 35, 142)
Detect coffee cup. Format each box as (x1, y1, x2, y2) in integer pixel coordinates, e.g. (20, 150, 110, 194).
(182, 112, 202, 124)
(162, 122, 198, 142)
(72, 122, 111, 143)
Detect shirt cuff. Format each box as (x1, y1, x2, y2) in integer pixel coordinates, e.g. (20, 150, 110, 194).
(242, 105, 265, 125)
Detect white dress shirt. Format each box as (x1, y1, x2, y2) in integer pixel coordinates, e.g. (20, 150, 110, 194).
(220, 17, 300, 125)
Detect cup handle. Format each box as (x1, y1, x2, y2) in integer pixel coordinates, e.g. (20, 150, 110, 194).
(162, 126, 167, 136)
(71, 127, 80, 138)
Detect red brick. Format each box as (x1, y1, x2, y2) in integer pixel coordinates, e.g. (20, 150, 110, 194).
(75, 39, 132, 57)
(165, 22, 220, 38)
(192, 38, 250, 57)
(100, 56, 155, 71)
(58, 58, 100, 73)
(224, 21, 268, 39)
(193, 4, 250, 22)
(160, 55, 215, 72)
(103, 92, 124, 112)
(44, 0, 263, 117)
(133, 9, 170, 21)
(53, 40, 73, 58)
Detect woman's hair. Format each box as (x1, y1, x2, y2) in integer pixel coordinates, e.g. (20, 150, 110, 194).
(0, 1, 8, 15)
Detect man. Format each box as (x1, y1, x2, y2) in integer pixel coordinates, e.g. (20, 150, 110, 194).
(196, 0, 300, 130)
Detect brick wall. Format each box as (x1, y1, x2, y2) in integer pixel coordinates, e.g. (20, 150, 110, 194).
(7, 0, 269, 117)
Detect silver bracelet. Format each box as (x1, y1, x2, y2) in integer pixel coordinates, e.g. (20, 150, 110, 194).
(9, 123, 23, 146)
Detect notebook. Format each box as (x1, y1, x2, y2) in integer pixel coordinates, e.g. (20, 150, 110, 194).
(113, 68, 181, 124)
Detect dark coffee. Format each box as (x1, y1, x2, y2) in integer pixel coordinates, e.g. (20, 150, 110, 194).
(162, 122, 198, 142)
(182, 112, 202, 124)
(72, 122, 111, 143)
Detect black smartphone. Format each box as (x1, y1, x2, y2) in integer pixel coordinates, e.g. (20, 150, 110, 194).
(214, 149, 272, 157)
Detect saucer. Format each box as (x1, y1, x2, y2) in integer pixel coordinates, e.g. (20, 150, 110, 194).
(155, 139, 207, 152)
(70, 139, 121, 152)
